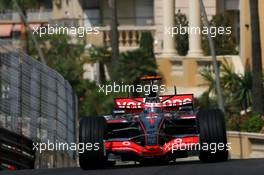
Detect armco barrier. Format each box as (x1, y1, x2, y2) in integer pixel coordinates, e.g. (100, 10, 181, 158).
(227, 131, 264, 159)
(0, 128, 35, 170)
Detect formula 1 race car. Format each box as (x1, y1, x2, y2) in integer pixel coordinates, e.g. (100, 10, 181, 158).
(79, 76, 228, 170)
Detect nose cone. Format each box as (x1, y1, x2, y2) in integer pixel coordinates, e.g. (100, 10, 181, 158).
(143, 145, 163, 157)
(149, 118, 155, 125)
(140, 112, 163, 146)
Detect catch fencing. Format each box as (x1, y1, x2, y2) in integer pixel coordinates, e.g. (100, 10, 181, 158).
(0, 40, 78, 168)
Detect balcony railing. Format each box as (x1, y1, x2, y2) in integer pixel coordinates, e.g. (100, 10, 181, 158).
(49, 18, 81, 28)
(100, 26, 155, 50)
(84, 10, 154, 26)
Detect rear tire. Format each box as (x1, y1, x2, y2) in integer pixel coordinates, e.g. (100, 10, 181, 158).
(197, 109, 228, 162)
(79, 117, 107, 170)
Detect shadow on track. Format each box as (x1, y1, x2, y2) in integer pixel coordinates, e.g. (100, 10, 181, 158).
(2, 159, 264, 175)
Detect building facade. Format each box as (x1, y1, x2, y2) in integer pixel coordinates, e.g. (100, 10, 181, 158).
(0, 0, 263, 97)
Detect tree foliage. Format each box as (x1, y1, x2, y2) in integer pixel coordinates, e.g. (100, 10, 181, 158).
(200, 60, 254, 113)
(202, 13, 237, 55)
(174, 11, 189, 56)
(199, 60, 264, 132)
(117, 31, 157, 85)
(140, 32, 155, 57)
(28, 32, 157, 116)
(173, 12, 237, 56)
(29, 34, 85, 89)
(240, 114, 264, 132)
(0, 0, 51, 11)
(227, 113, 264, 132)
(28, 34, 111, 116)
(89, 31, 157, 86)
(117, 49, 157, 85)
(88, 44, 111, 83)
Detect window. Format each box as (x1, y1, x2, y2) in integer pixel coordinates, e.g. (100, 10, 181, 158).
(82, 0, 100, 9)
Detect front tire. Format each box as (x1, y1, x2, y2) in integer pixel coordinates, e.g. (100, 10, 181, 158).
(197, 109, 228, 162)
(79, 117, 107, 170)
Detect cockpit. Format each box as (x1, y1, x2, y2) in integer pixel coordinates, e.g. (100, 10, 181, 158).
(143, 106, 162, 114)
(143, 96, 163, 114)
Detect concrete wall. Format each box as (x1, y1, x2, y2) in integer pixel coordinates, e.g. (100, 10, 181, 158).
(35, 151, 77, 169)
(228, 131, 264, 159)
(156, 55, 238, 97)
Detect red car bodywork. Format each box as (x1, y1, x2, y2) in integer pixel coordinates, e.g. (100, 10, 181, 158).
(103, 94, 199, 159)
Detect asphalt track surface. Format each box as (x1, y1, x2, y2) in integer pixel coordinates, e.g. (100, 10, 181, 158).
(2, 159, 264, 175)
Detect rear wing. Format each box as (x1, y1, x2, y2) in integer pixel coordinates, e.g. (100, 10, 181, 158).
(114, 94, 193, 112)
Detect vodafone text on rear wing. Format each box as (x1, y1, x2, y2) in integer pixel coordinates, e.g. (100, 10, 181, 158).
(114, 94, 194, 112)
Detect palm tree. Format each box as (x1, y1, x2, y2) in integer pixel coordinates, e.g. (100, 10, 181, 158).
(250, 0, 264, 114)
(87, 44, 112, 83)
(221, 63, 252, 111)
(200, 61, 254, 113)
(199, 0, 225, 113)
(174, 11, 189, 56)
(200, 67, 217, 95)
(108, 0, 119, 81)
(117, 49, 157, 86)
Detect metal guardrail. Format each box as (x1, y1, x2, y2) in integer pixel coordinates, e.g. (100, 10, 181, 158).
(0, 40, 78, 168)
(0, 128, 35, 170)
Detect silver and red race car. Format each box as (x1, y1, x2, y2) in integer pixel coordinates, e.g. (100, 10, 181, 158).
(79, 76, 228, 170)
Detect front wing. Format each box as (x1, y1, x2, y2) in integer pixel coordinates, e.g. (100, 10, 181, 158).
(104, 136, 199, 157)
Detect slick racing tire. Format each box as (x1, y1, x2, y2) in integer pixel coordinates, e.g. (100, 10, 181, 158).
(79, 117, 107, 170)
(197, 109, 228, 163)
